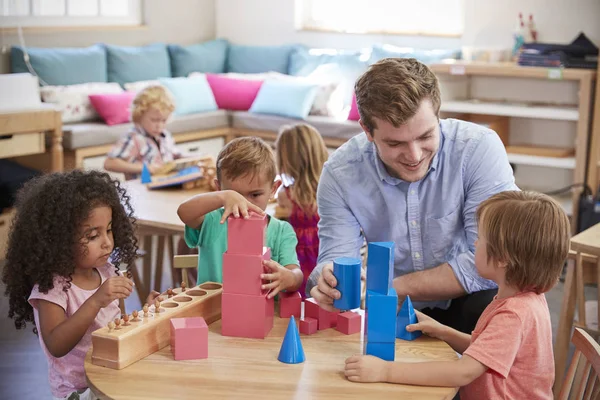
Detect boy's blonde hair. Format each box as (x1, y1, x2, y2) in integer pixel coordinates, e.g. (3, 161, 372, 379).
(355, 58, 440, 134)
(276, 124, 328, 214)
(476, 191, 570, 294)
(216, 136, 277, 184)
(131, 85, 175, 123)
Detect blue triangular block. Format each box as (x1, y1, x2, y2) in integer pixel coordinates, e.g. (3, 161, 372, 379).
(141, 163, 152, 183)
(396, 295, 422, 341)
(278, 316, 305, 364)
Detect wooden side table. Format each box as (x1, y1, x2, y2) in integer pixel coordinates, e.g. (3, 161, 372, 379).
(0, 107, 63, 172)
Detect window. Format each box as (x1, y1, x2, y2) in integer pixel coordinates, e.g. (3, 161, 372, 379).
(296, 0, 463, 37)
(0, 0, 142, 27)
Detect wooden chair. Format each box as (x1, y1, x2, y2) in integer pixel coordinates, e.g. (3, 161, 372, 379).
(173, 254, 199, 288)
(558, 328, 600, 400)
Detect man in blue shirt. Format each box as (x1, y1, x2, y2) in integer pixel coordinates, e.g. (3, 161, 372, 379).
(307, 58, 518, 333)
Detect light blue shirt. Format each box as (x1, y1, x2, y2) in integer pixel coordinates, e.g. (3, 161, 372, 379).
(307, 118, 518, 310)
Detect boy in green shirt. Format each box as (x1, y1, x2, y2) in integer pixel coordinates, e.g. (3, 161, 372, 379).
(177, 137, 302, 299)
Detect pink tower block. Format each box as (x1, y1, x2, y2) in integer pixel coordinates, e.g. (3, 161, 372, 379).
(223, 247, 271, 296)
(170, 317, 208, 361)
(221, 292, 274, 339)
(227, 213, 267, 255)
(299, 317, 318, 335)
(336, 311, 362, 335)
(305, 298, 340, 330)
(279, 291, 302, 318)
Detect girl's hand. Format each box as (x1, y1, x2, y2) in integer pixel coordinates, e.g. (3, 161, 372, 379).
(261, 260, 295, 299)
(344, 354, 389, 383)
(145, 290, 163, 307)
(91, 277, 133, 308)
(219, 190, 265, 223)
(406, 310, 446, 339)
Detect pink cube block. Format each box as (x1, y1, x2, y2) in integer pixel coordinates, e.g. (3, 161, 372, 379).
(227, 213, 267, 255)
(299, 317, 318, 335)
(170, 317, 208, 360)
(279, 291, 302, 318)
(223, 247, 271, 295)
(221, 292, 274, 339)
(337, 311, 362, 335)
(305, 298, 340, 330)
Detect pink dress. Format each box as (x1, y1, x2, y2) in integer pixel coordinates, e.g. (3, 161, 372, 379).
(286, 187, 320, 298)
(28, 264, 121, 399)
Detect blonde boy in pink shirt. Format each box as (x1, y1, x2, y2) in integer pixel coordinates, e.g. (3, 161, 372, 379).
(345, 191, 568, 400)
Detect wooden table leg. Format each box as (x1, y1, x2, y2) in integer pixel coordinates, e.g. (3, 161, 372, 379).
(51, 111, 63, 172)
(154, 236, 165, 293)
(167, 235, 175, 287)
(141, 235, 152, 302)
(554, 262, 577, 396)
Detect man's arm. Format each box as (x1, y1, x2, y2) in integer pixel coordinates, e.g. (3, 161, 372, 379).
(306, 165, 363, 295)
(393, 263, 465, 301)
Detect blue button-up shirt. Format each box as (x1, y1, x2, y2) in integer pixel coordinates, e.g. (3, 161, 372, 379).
(307, 118, 518, 310)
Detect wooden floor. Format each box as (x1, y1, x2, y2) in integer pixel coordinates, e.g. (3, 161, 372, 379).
(0, 259, 593, 398)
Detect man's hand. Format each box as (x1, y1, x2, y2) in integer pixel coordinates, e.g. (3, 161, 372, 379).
(309, 263, 340, 312)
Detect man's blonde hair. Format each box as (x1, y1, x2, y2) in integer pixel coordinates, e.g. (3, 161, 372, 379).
(276, 124, 328, 214)
(216, 137, 277, 184)
(476, 191, 570, 294)
(354, 58, 441, 134)
(131, 85, 175, 123)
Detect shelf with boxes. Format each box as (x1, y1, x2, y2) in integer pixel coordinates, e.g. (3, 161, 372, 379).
(430, 61, 597, 231)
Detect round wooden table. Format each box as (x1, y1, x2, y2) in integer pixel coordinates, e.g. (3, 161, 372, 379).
(86, 315, 458, 399)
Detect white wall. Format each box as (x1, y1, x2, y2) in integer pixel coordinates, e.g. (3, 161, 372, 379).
(216, 0, 600, 50)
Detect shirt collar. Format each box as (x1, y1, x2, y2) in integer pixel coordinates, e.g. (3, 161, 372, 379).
(136, 125, 166, 139)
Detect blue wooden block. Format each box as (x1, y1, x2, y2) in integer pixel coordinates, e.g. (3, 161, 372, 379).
(366, 242, 394, 294)
(365, 288, 397, 343)
(141, 163, 152, 183)
(333, 257, 361, 311)
(365, 341, 395, 361)
(396, 295, 422, 341)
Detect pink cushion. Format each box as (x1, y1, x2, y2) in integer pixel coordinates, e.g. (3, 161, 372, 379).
(206, 73, 263, 111)
(88, 92, 136, 125)
(348, 93, 360, 121)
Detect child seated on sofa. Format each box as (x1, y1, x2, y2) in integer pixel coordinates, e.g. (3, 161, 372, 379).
(104, 85, 182, 180)
(177, 136, 303, 299)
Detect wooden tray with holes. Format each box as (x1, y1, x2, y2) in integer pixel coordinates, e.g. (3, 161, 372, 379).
(91, 282, 223, 370)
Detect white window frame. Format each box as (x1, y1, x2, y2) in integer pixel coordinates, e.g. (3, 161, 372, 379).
(295, 0, 464, 37)
(0, 0, 142, 28)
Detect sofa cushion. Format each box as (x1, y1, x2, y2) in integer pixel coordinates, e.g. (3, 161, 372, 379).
(348, 93, 360, 121)
(206, 74, 264, 111)
(231, 111, 363, 141)
(123, 79, 161, 92)
(63, 110, 229, 149)
(106, 43, 171, 86)
(168, 39, 228, 77)
(10, 45, 107, 85)
(249, 79, 318, 120)
(89, 92, 136, 126)
(226, 44, 298, 74)
(369, 44, 461, 65)
(159, 76, 218, 115)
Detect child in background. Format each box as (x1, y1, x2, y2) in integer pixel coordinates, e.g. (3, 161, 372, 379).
(344, 191, 568, 400)
(104, 85, 182, 180)
(275, 124, 329, 298)
(2, 170, 161, 400)
(177, 136, 303, 299)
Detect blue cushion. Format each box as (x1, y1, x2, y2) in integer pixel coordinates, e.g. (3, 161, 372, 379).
(289, 47, 368, 77)
(10, 45, 107, 85)
(106, 43, 171, 86)
(168, 39, 228, 77)
(159, 76, 218, 116)
(227, 44, 299, 74)
(369, 44, 461, 65)
(249, 79, 318, 119)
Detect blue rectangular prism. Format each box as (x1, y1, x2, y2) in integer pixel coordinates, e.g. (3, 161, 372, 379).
(365, 288, 397, 343)
(333, 257, 362, 311)
(365, 341, 395, 361)
(366, 242, 394, 294)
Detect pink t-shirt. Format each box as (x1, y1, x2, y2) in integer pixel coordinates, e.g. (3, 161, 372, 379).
(28, 264, 121, 399)
(461, 292, 554, 400)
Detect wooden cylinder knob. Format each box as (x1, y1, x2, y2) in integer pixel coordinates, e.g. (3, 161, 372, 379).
(167, 288, 173, 298)
(181, 281, 187, 292)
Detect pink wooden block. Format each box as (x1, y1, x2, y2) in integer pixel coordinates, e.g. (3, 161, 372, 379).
(170, 317, 208, 360)
(299, 317, 318, 335)
(227, 212, 267, 255)
(221, 292, 274, 339)
(336, 311, 362, 335)
(305, 298, 340, 330)
(223, 247, 271, 295)
(279, 291, 301, 318)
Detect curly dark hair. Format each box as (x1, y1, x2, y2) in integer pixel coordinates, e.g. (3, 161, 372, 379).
(1, 170, 138, 332)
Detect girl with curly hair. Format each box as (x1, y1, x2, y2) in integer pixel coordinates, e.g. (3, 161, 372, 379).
(2, 170, 161, 400)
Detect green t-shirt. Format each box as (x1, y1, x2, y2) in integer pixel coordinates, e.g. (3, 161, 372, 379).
(184, 209, 300, 284)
